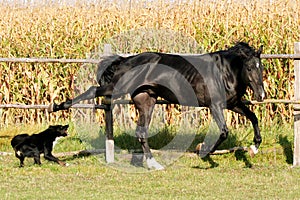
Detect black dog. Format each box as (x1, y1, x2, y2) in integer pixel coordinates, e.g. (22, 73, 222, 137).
(11, 125, 68, 167)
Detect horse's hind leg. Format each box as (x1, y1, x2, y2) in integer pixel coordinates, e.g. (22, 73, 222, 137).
(199, 104, 228, 157)
(133, 92, 164, 170)
(48, 84, 115, 112)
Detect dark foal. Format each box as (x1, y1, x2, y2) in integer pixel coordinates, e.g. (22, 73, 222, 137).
(49, 42, 265, 169)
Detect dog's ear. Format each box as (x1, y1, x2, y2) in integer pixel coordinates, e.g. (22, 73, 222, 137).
(49, 125, 56, 129)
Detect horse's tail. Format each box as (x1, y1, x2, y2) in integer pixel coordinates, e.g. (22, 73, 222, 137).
(96, 55, 125, 86)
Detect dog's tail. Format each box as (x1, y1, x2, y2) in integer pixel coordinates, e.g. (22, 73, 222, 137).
(96, 55, 125, 86)
(12, 142, 23, 157)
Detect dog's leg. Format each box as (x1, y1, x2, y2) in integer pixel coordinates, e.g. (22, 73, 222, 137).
(44, 153, 58, 162)
(14, 149, 25, 167)
(33, 152, 41, 165)
(44, 153, 66, 166)
(44, 144, 66, 166)
(16, 153, 25, 167)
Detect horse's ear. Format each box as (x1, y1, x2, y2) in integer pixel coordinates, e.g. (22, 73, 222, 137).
(257, 45, 263, 55)
(238, 48, 248, 58)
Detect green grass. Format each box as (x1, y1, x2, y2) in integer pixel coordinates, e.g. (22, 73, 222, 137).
(1, 153, 300, 199)
(0, 123, 299, 199)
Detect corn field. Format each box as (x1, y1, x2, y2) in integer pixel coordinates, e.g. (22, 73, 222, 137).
(0, 0, 299, 127)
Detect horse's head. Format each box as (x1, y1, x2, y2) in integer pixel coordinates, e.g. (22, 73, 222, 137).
(240, 45, 265, 102)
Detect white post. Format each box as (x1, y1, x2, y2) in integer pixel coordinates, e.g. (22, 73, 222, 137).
(293, 42, 300, 167)
(105, 107, 114, 163)
(103, 44, 114, 163)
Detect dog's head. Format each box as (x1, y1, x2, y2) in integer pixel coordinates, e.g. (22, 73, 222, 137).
(49, 125, 69, 137)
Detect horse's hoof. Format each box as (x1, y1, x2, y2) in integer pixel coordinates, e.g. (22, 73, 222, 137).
(195, 143, 202, 153)
(48, 103, 55, 113)
(196, 143, 210, 158)
(249, 145, 259, 158)
(146, 157, 164, 170)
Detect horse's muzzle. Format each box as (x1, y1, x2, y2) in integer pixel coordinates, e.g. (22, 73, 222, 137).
(255, 86, 266, 102)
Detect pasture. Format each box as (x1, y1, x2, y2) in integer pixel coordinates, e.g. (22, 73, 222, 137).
(0, 0, 300, 199)
(1, 122, 299, 199)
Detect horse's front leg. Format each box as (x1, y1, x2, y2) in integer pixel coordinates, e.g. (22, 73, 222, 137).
(133, 92, 164, 170)
(199, 104, 228, 158)
(48, 84, 114, 113)
(230, 102, 261, 157)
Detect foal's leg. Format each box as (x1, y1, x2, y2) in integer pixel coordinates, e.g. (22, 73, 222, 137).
(132, 92, 164, 170)
(230, 102, 262, 157)
(48, 84, 115, 112)
(199, 104, 228, 157)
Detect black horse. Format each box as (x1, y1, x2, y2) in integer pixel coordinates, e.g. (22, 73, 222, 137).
(49, 42, 265, 170)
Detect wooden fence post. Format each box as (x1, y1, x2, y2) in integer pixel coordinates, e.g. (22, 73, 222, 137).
(103, 44, 114, 163)
(293, 42, 300, 167)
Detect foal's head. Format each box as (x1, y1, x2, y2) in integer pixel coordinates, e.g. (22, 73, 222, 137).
(234, 43, 266, 102)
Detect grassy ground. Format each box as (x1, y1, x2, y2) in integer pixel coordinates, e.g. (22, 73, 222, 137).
(0, 122, 299, 199)
(1, 155, 300, 200)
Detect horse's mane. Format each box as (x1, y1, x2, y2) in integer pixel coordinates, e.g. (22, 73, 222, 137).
(227, 42, 257, 58)
(96, 55, 124, 86)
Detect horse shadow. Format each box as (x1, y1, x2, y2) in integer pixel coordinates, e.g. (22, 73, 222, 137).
(278, 134, 293, 164)
(191, 131, 252, 169)
(192, 150, 252, 169)
(73, 125, 253, 169)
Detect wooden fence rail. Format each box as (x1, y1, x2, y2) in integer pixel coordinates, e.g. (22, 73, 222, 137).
(1, 43, 300, 166)
(0, 54, 300, 64)
(1, 99, 300, 110)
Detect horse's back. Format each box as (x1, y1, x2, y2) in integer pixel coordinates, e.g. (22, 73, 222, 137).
(98, 51, 236, 107)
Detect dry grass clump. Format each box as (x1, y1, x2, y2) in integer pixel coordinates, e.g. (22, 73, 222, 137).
(0, 0, 299, 126)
